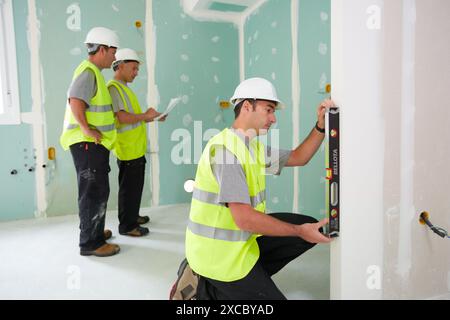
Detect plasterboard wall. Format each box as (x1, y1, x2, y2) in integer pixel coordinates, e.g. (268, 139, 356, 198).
(331, 0, 450, 299)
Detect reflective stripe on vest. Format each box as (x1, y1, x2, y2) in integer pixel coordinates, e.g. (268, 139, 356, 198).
(188, 219, 252, 242)
(60, 60, 116, 151)
(66, 123, 115, 132)
(117, 122, 141, 133)
(192, 187, 265, 208)
(86, 104, 113, 113)
(186, 128, 266, 282)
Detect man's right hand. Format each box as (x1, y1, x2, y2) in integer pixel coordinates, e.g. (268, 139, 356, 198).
(144, 108, 161, 122)
(295, 218, 332, 244)
(82, 127, 102, 144)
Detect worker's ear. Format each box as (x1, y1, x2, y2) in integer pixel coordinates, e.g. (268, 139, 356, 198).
(242, 100, 252, 113)
(98, 45, 107, 55)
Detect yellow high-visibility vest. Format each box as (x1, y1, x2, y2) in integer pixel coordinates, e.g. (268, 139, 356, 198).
(60, 60, 116, 150)
(186, 128, 266, 282)
(107, 80, 147, 161)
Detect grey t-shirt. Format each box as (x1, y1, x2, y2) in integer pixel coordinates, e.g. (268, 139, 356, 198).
(211, 129, 291, 206)
(67, 69, 97, 107)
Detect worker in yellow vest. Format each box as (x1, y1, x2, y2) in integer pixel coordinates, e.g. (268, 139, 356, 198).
(108, 48, 166, 237)
(60, 27, 120, 257)
(186, 77, 334, 299)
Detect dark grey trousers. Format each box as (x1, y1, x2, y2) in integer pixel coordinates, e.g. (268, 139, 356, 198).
(70, 142, 110, 251)
(197, 213, 319, 300)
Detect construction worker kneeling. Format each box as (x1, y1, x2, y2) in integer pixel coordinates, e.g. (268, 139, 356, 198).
(181, 77, 335, 300)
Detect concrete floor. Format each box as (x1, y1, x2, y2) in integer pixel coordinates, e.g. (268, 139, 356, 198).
(0, 204, 330, 300)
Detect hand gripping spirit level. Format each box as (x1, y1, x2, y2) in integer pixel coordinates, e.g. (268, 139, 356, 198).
(325, 107, 340, 237)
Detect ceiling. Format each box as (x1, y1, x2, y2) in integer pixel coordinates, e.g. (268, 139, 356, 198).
(183, 0, 266, 21)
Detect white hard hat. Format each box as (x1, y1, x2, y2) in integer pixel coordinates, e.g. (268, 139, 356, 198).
(230, 77, 285, 109)
(84, 27, 119, 48)
(112, 48, 140, 66)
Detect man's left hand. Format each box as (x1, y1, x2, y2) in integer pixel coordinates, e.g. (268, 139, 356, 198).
(317, 98, 335, 129)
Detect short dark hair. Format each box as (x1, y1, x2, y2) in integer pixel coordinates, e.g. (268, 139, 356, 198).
(234, 99, 277, 119)
(112, 60, 138, 72)
(234, 99, 255, 119)
(87, 44, 116, 56)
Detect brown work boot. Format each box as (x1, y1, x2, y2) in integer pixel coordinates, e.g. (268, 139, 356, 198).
(80, 243, 120, 257)
(137, 216, 150, 225)
(104, 229, 112, 240)
(120, 226, 149, 237)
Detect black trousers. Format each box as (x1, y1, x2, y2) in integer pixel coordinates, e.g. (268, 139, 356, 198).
(197, 213, 319, 300)
(117, 156, 146, 233)
(70, 142, 110, 251)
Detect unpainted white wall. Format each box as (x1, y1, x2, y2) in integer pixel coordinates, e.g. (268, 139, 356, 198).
(332, 0, 450, 299)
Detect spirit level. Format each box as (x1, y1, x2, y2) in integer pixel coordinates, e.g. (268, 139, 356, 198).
(325, 107, 340, 237)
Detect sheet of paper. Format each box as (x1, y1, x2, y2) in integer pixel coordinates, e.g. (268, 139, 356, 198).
(155, 97, 182, 120)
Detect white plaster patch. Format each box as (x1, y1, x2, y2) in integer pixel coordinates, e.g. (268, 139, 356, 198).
(180, 54, 189, 61)
(272, 197, 279, 204)
(182, 34, 189, 40)
(271, 72, 276, 80)
(213, 75, 220, 84)
(253, 30, 259, 41)
(180, 74, 190, 83)
(112, 4, 119, 12)
(182, 95, 189, 104)
(211, 36, 220, 43)
(211, 57, 220, 62)
(272, 48, 277, 55)
(319, 72, 327, 89)
(271, 21, 277, 28)
(320, 11, 329, 21)
(28, 0, 46, 216)
(214, 113, 223, 123)
(70, 47, 82, 56)
(385, 206, 399, 217)
(319, 42, 328, 55)
(183, 114, 193, 127)
(255, 55, 260, 62)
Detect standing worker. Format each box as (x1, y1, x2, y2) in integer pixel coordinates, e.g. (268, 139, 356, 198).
(185, 77, 334, 299)
(60, 27, 120, 257)
(107, 48, 166, 237)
